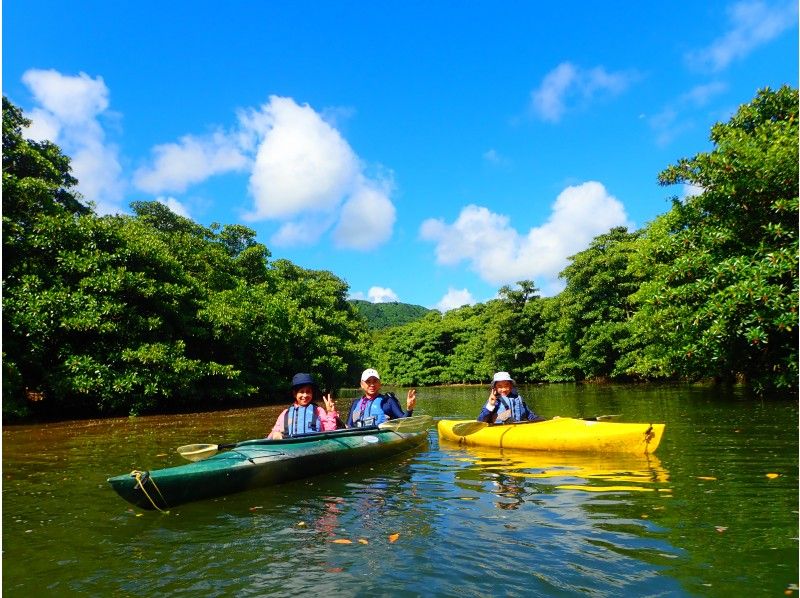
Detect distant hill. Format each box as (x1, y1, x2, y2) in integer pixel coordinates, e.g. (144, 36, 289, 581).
(350, 300, 433, 330)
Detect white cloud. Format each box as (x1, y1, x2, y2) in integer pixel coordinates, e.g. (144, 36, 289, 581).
(436, 288, 475, 312)
(332, 179, 396, 249)
(420, 181, 631, 295)
(368, 287, 399, 303)
(686, 0, 798, 72)
(681, 81, 729, 107)
(348, 287, 399, 303)
(530, 62, 635, 123)
(483, 149, 499, 163)
(134, 131, 249, 193)
(156, 196, 191, 218)
(244, 96, 360, 220)
(682, 184, 705, 199)
(21, 69, 125, 214)
(649, 82, 728, 146)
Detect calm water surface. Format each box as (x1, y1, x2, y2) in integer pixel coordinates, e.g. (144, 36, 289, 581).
(3, 384, 797, 596)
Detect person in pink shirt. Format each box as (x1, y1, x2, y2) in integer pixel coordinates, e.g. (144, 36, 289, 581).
(267, 373, 340, 439)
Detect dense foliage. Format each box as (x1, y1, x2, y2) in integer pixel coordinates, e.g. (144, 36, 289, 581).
(3, 97, 367, 418)
(349, 299, 432, 330)
(4, 87, 796, 419)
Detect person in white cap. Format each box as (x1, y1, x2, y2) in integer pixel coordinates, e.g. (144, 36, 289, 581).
(345, 368, 417, 427)
(477, 371, 544, 423)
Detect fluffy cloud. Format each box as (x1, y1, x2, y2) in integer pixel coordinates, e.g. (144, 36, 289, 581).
(135, 95, 397, 250)
(21, 69, 125, 214)
(134, 132, 249, 193)
(367, 287, 400, 303)
(530, 62, 635, 123)
(436, 288, 475, 312)
(156, 196, 191, 218)
(244, 96, 360, 220)
(332, 179, 396, 249)
(685, 0, 798, 72)
(420, 181, 631, 295)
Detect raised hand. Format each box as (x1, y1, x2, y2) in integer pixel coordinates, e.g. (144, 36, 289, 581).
(406, 388, 417, 411)
(323, 393, 336, 413)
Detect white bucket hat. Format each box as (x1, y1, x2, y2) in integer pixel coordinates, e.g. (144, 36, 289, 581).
(491, 371, 514, 387)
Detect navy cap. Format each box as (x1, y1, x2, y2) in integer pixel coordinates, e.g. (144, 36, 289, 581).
(291, 373, 317, 389)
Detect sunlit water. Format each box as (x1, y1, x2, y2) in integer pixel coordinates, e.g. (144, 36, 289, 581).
(3, 384, 797, 596)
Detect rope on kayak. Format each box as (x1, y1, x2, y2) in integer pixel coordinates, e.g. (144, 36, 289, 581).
(131, 470, 169, 513)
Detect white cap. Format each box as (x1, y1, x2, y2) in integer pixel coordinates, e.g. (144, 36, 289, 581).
(492, 371, 514, 386)
(361, 368, 381, 382)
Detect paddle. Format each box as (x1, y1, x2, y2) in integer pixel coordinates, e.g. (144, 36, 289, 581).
(177, 415, 433, 462)
(378, 414, 433, 433)
(450, 414, 621, 437)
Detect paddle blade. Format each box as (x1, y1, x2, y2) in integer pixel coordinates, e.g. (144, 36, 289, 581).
(379, 414, 433, 433)
(177, 443, 220, 462)
(451, 421, 488, 436)
(595, 414, 621, 422)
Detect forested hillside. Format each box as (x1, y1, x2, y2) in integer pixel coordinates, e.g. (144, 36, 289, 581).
(3, 87, 796, 420)
(350, 300, 432, 330)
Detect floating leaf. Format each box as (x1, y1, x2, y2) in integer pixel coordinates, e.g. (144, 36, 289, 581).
(296, 520, 306, 526)
(697, 476, 717, 481)
(388, 533, 400, 543)
(332, 538, 352, 544)
(358, 538, 369, 544)
(155, 453, 167, 457)
(766, 473, 780, 479)
(715, 526, 728, 532)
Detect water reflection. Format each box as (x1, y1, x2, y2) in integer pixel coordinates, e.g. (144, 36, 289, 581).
(441, 444, 671, 509)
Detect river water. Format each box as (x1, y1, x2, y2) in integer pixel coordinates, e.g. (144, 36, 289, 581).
(3, 383, 797, 596)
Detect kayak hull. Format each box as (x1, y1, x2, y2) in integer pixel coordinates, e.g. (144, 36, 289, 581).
(437, 418, 664, 454)
(108, 427, 428, 510)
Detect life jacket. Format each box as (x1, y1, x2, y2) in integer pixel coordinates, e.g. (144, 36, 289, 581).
(348, 395, 389, 427)
(282, 404, 321, 437)
(496, 394, 528, 422)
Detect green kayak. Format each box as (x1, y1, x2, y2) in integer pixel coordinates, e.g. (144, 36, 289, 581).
(108, 426, 429, 510)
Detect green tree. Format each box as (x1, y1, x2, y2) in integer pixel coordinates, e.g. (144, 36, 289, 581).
(542, 227, 642, 381)
(620, 86, 798, 394)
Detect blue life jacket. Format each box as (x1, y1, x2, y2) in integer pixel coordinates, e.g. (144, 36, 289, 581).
(282, 404, 321, 437)
(348, 395, 388, 427)
(497, 395, 528, 422)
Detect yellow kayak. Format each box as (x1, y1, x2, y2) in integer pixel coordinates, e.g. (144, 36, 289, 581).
(437, 418, 665, 454)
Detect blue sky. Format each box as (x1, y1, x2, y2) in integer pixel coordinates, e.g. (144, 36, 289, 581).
(4, 1, 797, 310)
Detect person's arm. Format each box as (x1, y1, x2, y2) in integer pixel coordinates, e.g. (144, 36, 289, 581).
(478, 389, 499, 421)
(477, 407, 496, 422)
(382, 394, 408, 419)
(316, 405, 339, 431)
(267, 409, 288, 439)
